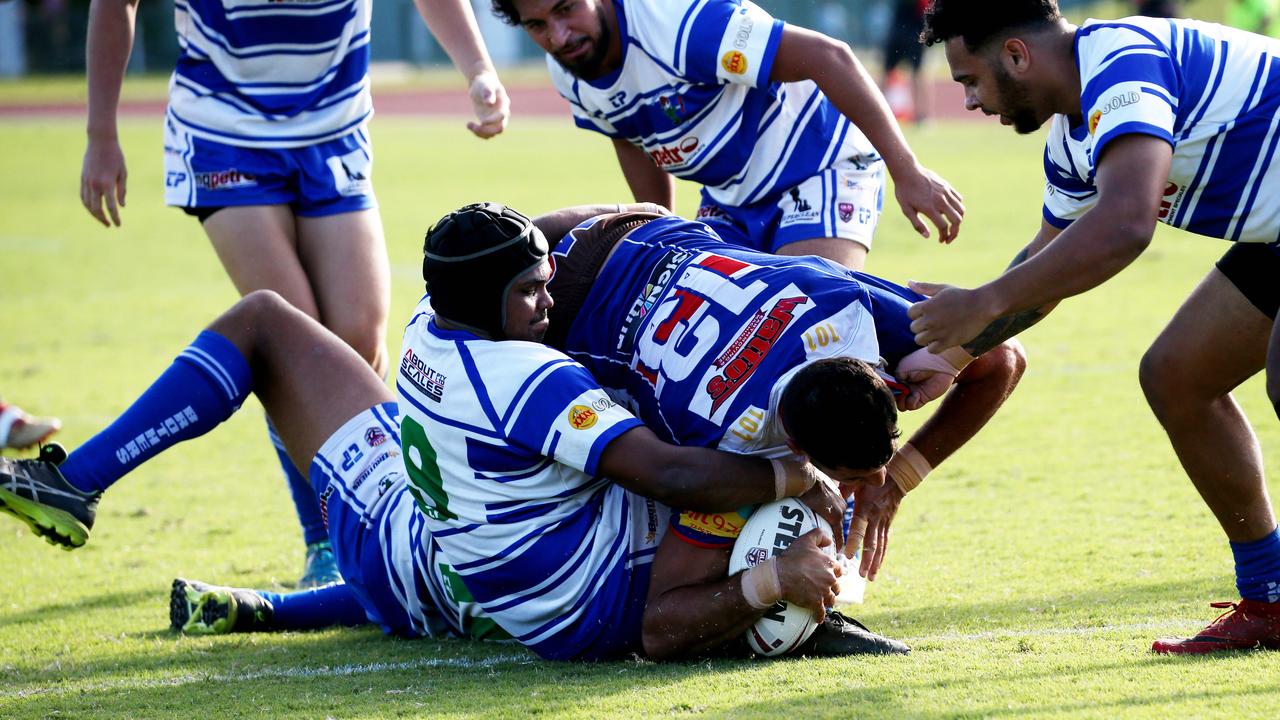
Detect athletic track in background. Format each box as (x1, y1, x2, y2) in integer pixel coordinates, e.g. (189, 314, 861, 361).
(0, 80, 974, 120)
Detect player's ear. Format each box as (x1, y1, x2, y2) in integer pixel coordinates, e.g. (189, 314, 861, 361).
(1003, 37, 1031, 73)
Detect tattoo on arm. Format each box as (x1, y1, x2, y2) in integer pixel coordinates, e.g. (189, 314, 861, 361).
(961, 247, 1051, 356)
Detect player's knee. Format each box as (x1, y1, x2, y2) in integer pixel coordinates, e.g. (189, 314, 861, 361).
(323, 310, 388, 373)
(1139, 343, 1185, 417)
(992, 338, 1028, 386)
(231, 290, 296, 334)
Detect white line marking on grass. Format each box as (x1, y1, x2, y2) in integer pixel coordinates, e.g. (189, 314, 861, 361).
(4, 652, 534, 700)
(903, 620, 1204, 644)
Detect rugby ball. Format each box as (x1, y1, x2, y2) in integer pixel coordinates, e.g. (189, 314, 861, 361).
(728, 498, 834, 657)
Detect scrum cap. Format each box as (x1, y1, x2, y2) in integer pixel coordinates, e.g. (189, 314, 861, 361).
(422, 203, 549, 338)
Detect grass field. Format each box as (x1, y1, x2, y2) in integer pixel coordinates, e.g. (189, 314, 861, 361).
(1, 104, 1279, 718)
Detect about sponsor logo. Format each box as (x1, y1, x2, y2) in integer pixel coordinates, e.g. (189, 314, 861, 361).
(194, 169, 257, 191)
(704, 295, 807, 415)
(568, 405, 598, 430)
(648, 136, 700, 169)
(399, 348, 445, 402)
(721, 50, 748, 75)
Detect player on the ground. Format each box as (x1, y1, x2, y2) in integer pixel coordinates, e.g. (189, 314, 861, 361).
(80, 0, 510, 587)
(906, 0, 1280, 654)
(535, 209, 1025, 657)
(0, 400, 60, 451)
(0, 205, 862, 660)
(490, 0, 964, 271)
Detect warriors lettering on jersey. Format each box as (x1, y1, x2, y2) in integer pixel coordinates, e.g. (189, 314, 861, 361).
(1043, 17, 1280, 243)
(169, 0, 373, 147)
(548, 0, 875, 208)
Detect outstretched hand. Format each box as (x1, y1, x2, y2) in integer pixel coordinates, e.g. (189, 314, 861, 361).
(467, 72, 510, 139)
(907, 281, 997, 353)
(81, 137, 127, 227)
(849, 481, 905, 581)
(893, 164, 965, 244)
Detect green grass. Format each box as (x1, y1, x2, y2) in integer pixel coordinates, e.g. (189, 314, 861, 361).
(2, 112, 1279, 719)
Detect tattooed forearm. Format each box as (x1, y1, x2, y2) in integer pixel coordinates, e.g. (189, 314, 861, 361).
(962, 246, 1055, 356)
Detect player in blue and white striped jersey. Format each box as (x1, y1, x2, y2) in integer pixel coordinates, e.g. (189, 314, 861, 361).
(399, 202, 846, 661)
(490, 0, 965, 271)
(79, 0, 508, 587)
(910, 0, 1280, 654)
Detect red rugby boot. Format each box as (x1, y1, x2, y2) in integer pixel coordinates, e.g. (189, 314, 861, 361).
(1152, 599, 1280, 654)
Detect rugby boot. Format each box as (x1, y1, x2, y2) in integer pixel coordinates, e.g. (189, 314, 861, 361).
(298, 540, 341, 589)
(0, 444, 97, 549)
(796, 610, 911, 656)
(0, 403, 60, 450)
(170, 578, 276, 635)
(1152, 599, 1280, 654)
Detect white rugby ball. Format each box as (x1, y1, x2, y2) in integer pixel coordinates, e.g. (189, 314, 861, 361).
(728, 498, 834, 657)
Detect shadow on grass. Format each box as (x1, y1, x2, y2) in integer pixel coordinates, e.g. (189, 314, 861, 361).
(0, 587, 158, 628)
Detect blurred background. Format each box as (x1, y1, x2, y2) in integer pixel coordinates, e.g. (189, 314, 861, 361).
(0, 0, 1241, 78)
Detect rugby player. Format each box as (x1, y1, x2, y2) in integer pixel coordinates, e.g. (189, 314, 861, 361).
(906, 0, 1280, 653)
(535, 209, 1026, 658)
(80, 0, 510, 587)
(491, 0, 964, 270)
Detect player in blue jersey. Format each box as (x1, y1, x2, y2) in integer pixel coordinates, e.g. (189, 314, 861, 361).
(906, 0, 1280, 654)
(491, 0, 965, 271)
(79, 0, 510, 586)
(537, 209, 1026, 657)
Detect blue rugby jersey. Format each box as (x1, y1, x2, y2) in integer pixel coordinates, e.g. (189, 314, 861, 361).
(396, 300, 668, 661)
(169, 0, 372, 147)
(556, 215, 923, 456)
(548, 0, 876, 208)
(1044, 17, 1280, 242)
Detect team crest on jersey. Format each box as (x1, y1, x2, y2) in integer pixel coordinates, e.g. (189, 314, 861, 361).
(567, 405, 598, 430)
(400, 348, 446, 402)
(365, 426, 387, 447)
(721, 51, 748, 75)
(838, 202, 855, 223)
(658, 94, 688, 125)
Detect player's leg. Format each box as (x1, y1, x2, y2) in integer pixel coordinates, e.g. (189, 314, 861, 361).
(771, 162, 883, 271)
(0, 291, 392, 547)
(1141, 261, 1280, 653)
(202, 206, 337, 583)
(170, 577, 368, 634)
(294, 208, 391, 377)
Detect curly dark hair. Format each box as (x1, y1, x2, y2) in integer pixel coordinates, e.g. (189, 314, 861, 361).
(921, 0, 1062, 50)
(779, 358, 901, 472)
(491, 0, 521, 26)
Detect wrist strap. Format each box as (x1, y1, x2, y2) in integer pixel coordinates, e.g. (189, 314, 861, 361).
(940, 346, 975, 374)
(741, 557, 782, 609)
(889, 442, 932, 494)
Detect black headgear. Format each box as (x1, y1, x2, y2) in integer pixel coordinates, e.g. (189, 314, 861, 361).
(422, 203, 549, 338)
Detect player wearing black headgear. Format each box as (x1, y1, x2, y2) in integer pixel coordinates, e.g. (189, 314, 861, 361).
(423, 202, 550, 339)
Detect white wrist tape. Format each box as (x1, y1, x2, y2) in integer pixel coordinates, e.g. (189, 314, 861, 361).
(889, 442, 932, 494)
(769, 458, 817, 500)
(741, 557, 782, 609)
(897, 346, 975, 378)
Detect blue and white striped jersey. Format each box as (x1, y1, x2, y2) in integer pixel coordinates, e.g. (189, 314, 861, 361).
(549, 0, 875, 208)
(168, 0, 373, 147)
(1044, 17, 1280, 242)
(395, 300, 664, 661)
(556, 215, 922, 455)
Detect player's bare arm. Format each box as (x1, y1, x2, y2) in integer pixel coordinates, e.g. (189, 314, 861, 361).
(854, 338, 1027, 579)
(642, 526, 838, 660)
(597, 425, 825, 514)
(81, 0, 139, 228)
(612, 138, 677, 211)
(531, 203, 671, 246)
(770, 25, 964, 243)
(412, 0, 510, 138)
(908, 134, 1173, 353)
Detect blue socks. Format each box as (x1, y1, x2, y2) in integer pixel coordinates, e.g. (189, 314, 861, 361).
(60, 331, 251, 494)
(258, 582, 368, 630)
(1232, 527, 1280, 603)
(267, 417, 328, 546)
